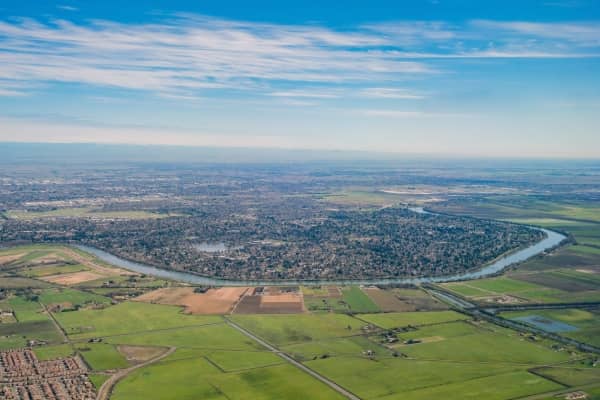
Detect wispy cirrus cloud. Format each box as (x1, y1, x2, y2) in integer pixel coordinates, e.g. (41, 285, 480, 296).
(0, 15, 428, 98)
(361, 88, 425, 99)
(0, 14, 599, 98)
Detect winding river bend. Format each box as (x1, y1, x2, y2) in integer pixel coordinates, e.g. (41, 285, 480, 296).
(75, 208, 566, 286)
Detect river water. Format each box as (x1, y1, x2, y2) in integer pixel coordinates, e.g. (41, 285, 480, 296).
(75, 208, 566, 286)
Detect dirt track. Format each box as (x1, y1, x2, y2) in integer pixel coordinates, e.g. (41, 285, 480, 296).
(95, 346, 175, 400)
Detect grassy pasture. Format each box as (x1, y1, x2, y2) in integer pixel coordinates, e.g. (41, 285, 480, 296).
(3, 296, 48, 322)
(39, 288, 112, 308)
(535, 362, 600, 386)
(306, 357, 516, 399)
(377, 370, 563, 400)
(341, 286, 379, 313)
(76, 342, 129, 370)
(33, 343, 74, 360)
(89, 373, 110, 389)
(112, 356, 228, 400)
(209, 364, 346, 400)
(6, 207, 174, 220)
(230, 314, 364, 346)
(465, 277, 545, 294)
(398, 326, 570, 364)
(282, 335, 382, 361)
(106, 323, 265, 352)
(112, 350, 345, 400)
(54, 301, 221, 339)
(0, 277, 52, 288)
(0, 320, 63, 349)
(357, 311, 467, 329)
(22, 263, 89, 277)
(206, 350, 283, 372)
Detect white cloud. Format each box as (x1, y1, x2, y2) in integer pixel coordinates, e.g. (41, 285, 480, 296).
(0, 15, 598, 98)
(268, 90, 340, 99)
(361, 88, 425, 99)
(471, 20, 600, 47)
(0, 16, 430, 98)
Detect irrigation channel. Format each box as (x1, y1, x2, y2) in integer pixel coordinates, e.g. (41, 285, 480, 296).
(74, 207, 567, 287)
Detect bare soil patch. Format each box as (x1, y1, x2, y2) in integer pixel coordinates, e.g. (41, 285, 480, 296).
(43, 271, 104, 285)
(363, 287, 412, 312)
(479, 295, 524, 304)
(233, 286, 304, 314)
(0, 253, 25, 265)
(136, 286, 248, 314)
(136, 287, 190, 304)
(117, 345, 168, 364)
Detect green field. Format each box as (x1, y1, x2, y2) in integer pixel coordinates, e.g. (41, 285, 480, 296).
(54, 301, 221, 339)
(229, 314, 364, 346)
(33, 343, 75, 360)
(2, 240, 600, 400)
(76, 343, 129, 370)
(22, 263, 89, 277)
(341, 286, 380, 313)
(39, 288, 112, 308)
(6, 207, 175, 220)
(502, 308, 600, 347)
(113, 357, 345, 400)
(89, 373, 110, 389)
(357, 310, 467, 329)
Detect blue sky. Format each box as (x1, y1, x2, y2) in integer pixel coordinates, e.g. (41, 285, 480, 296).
(1, 0, 599, 157)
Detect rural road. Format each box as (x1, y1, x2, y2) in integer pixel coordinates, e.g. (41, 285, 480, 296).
(225, 318, 361, 400)
(96, 346, 176, 400)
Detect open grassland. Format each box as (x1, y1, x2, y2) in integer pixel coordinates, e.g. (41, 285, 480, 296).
(112, 357, 345, 400)
(503, 308, 600, 347)
(2, 238, 599, 400)
(443, 256, 600, 303)
(21, 263, 89, 277)
(534, 359, 600, 387)
(39, 287, 112, 308)
(299, 318, 571, 399)
(104, 323, 264, 351)
(75, 342, 129, 370)
(6, 207, 176, 220)
(432, 197, 600, 248)
(0, 296, 64, 348)
(230, 314, 365, 346)
(0, 276, 52, 288)
(2, 296, 48, 322)
(32, 343, 75, 360)
(54, 301, 222, 339)
(0, 320, 63, 349)
(340, 286, 380, 313)
(282, 335, 381, 362)
(378, 370, 563, 400)
(357, 310, 467, 329)
(306, 357, 516, 399)
(397, 323, 571, 364)
(89, 373, 110, 390)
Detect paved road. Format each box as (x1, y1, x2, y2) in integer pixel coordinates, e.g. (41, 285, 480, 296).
(225, 318, 361, 400)
(96, 346, 176, 400)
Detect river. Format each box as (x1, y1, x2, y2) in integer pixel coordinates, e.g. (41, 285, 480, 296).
(74, 207, 566, 286)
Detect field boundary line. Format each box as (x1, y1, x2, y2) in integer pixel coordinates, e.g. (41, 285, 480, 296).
(224, 317, 362, 400)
